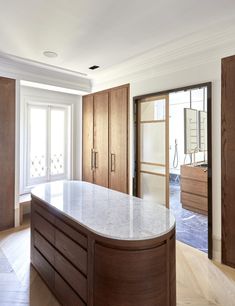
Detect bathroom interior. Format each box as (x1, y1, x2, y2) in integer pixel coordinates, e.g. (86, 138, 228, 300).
(169, 86, 208, 253)
(136, 85, 208, 253)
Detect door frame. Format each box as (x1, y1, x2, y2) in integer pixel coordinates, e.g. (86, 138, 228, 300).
(133, 82, 212, 259)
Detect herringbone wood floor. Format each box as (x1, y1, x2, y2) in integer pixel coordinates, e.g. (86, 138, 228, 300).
(0, 219, 235, 306)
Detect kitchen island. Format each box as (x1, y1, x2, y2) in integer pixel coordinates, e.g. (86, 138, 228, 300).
(31, 181, 176, 306)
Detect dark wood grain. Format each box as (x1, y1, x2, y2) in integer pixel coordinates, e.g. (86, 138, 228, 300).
(0, 77, 15, 230)
(55, 229, 87, 275)
(222, 55, 235, 268)
(109, 86, 129, 193)
(82, 84, 129, 194)
(82, 95, 94, 183)
(93, 92, 109, 188)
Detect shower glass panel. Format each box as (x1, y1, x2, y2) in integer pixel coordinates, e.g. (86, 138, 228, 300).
(138, 95, 169, 207)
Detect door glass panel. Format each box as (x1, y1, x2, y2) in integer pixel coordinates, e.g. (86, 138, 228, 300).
(140, 164, 166, 175)
(140, 122, 165, 164)
(29, 107, 47, 179)
(139, 96, 169, 207)
(140, 99, 165, 121)
(50, 108, 65, 175)
(140, 172, 166, 205)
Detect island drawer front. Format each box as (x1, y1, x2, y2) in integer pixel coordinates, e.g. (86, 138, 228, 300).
(55, 272, 86, 306)
(181, 178, 208, 197)
(55, 218, 87, 249)
(34, 201, 56, 224)
(34, 212, 55, 244)
(34, 230, 55, 265)
(33, 247, 54, 289)
(55, 229, 87, 275)
(55, 249, 87, 303)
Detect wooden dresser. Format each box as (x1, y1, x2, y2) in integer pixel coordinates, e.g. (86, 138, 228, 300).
(180, 164, 208, 215)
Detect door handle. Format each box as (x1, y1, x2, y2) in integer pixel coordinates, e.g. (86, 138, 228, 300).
(94, 151, 98, 169)
(91, 149, 94, 170)
(111, 153, 115, 172)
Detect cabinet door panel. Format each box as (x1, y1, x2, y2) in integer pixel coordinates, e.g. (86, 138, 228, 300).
(222, 55, 235, 267)
(0, 77, 15, 230)
(93, 93, 109, 187)
(82, 95, 94, 183)
(109, 87, 128, 193)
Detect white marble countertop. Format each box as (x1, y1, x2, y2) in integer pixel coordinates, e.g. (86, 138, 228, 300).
(31, 180, 175, 241)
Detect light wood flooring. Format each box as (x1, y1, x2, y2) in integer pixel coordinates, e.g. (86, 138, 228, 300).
(0, 221, 235, 306)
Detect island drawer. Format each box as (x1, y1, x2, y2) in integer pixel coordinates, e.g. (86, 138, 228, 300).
(55, 272, 86, 306)
(55, 218, 87, 249)
(34, 212, 55, 244)
(34, 230, 55, 265)
(55, 229, 87, 275)
(32, 247, 54, 289)
(55, 249, 87, 303)
(34, 200, 55, 224)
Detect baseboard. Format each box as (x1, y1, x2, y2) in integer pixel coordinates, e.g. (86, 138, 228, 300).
(213, 236, 221, 263)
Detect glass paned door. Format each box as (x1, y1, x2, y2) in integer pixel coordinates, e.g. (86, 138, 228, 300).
(137, 95, 169, 207)
(26, 104, 69, 189)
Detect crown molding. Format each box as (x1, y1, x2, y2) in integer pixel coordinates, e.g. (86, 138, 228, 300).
(0, 53, 92, 94)
(92, 19, 235, 89)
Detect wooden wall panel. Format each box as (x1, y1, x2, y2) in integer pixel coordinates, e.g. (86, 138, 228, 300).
(93, 92, 109, 188)
(222, 55, 235, 267)
(82, 95, 94, 183)
(109, 86, 129, 193)
(0, 77, 15, 230)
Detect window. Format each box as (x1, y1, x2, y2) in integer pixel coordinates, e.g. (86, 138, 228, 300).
(24, 103, 71, 190)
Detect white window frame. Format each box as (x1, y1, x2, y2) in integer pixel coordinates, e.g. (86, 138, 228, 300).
(22, 100, 72, 194)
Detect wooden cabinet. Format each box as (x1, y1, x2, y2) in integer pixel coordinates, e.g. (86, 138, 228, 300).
(93, 92, 109, 187)
(222, 55, 235, 268)
(82, 95, 94, 183)
(109, 87, 128, 193)
(180, 164, 208, 215)
(82, 84, 129, 193)
(0, 77, 15, 230)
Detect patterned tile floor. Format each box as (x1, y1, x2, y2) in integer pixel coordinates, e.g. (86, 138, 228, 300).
(170, 182, 208, 253)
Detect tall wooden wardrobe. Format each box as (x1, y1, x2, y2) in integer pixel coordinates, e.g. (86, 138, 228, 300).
(0, 77, 15, 230)
(82, 84, 129, 194)
(221, 55, 235, 268)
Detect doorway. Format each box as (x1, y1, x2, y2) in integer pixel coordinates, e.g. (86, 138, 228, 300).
(134, 83, 212, 259)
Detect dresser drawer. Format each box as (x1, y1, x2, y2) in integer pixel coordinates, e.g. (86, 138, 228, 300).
(55, 250, 87, 302)
(55, 272, 86, 306)
(181, 178, 208, 197)
(55, 218, 87, 249)
(181, 165, 207, 182)
(55, 229, 87, 275)
(33, 247, 54, 289)
(34, 230, 55, 265)
(181, 192, 208, 214)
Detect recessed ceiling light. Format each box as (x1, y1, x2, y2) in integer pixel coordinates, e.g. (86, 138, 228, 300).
(43, 51, 58, 58)
(89, 65, 100, 70)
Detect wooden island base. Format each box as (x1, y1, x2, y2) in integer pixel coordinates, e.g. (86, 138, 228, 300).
(31, 182, 176, 306)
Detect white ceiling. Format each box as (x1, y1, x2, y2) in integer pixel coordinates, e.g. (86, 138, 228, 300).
(1, 0, 235, 77)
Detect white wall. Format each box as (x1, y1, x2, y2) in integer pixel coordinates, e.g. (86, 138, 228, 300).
(93, 59, 222, 261)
